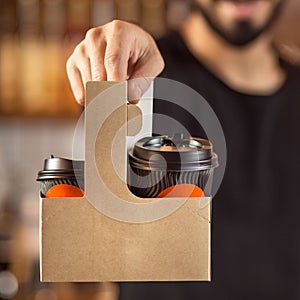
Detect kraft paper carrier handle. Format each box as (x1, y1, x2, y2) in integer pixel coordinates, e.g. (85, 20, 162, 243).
(40, 81, 211, 282)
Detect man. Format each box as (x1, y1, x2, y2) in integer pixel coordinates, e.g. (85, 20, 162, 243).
(66, 0, 300, 299)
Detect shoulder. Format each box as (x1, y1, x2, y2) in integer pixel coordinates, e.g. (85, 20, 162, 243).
(281, 61, 300, 100)
(281, 59, 300, 81)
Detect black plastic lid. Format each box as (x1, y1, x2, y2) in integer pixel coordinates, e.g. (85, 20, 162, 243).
(129, 134, 218, 171)
(36, 155, 84, 181)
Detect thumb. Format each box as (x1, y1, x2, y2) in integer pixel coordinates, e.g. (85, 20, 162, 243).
(128, 55, 165, 103)
(128, 77, 153, 104)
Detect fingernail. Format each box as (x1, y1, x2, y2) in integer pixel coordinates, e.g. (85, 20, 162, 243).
(130, 99, 140, 104)
(74, 90, 84, 105)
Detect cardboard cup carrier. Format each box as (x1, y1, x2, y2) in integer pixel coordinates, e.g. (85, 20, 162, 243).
(39, 82, 217, 282)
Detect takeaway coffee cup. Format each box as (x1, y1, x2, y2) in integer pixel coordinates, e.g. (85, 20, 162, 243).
(128, 134, 218, 198)
(37, 155, 84, 197)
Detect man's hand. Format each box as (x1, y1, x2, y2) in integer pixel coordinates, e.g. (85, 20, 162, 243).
(66, 20, 165, 105)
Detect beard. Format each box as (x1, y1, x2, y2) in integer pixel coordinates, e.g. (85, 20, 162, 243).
(191, 0, 284, 47)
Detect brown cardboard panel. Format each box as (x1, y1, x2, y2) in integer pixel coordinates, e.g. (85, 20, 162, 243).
(127, 104, 142, 136)
(41, 197, 210, 282)
(40, 81, 211, 282)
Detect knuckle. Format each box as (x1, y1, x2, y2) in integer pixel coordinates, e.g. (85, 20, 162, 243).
(85, 27, 98, 42)
(74, 43, 86, 56)
(109, 19, 125, 32)
(93, 69, 106, 81)
(105, 52, 122, 66)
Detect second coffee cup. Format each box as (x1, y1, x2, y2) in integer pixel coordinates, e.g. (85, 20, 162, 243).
(128, 133, 218, 198)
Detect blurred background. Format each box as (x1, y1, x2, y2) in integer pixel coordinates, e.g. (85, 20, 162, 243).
(0, 0, 300, 299)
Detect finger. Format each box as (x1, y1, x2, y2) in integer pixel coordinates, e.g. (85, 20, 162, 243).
(66, 59, 85, 105)
(128, 77, 153, 104)
(77, 57, 92, 88)
(128, 54, 164, 103)
(89, 37, 107, 81)
(104, 35, 131, 81)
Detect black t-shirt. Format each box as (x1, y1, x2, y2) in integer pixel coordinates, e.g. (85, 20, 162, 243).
(120, 31, 300, 300)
